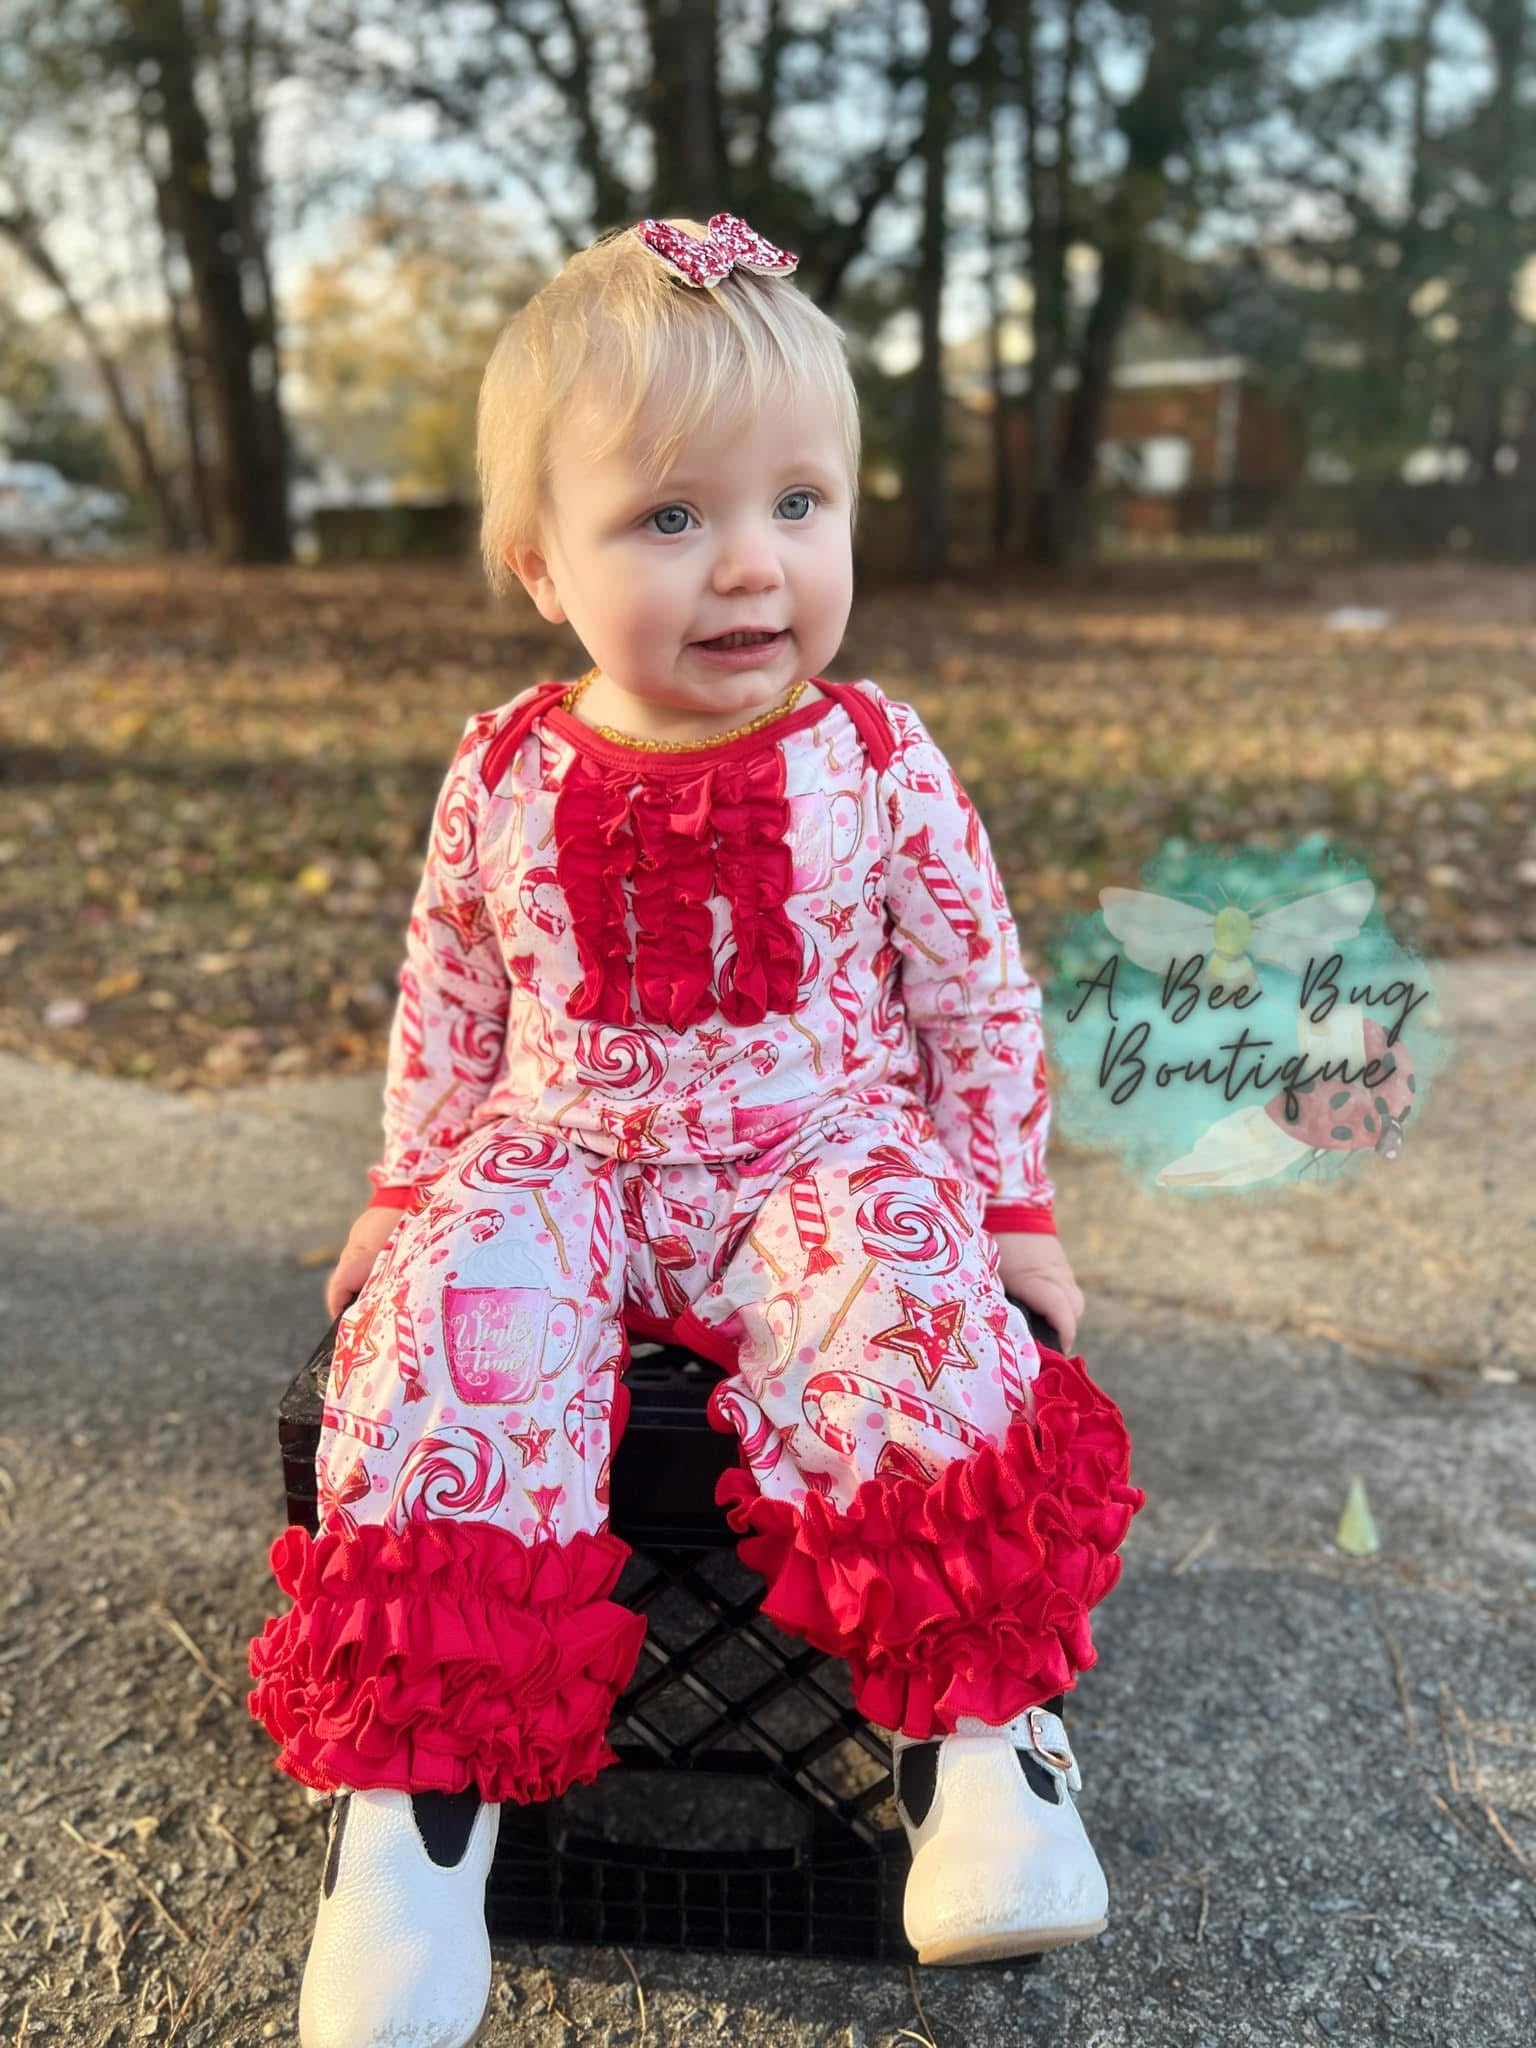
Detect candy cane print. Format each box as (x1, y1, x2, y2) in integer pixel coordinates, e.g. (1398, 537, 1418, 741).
(751, 1289, 802, 1382)
(984, 1299, 1039, 1417)
(631, 1161, 715, 1232)
(398, 964, 429, 1084)
(830, 946, 870, 1073)
(981, 1010, 1029, 1069)
(390, 1289, 430, 1405)
(710, 1379, 786, 1481)
(957, 1085, 1002, 1192)
(649, 1232, 698, 1320)
(323, 1403, 399, 1451)
(801, 1370, 988, 1461)
(586, 1168, 619, 1304)
(862, 858, 884, 919)
(389, 1426, 508, 1528)
(563, 1357, 618, 1498)
(788, 1174, 838, 1276)
(898, 824, 991, 963)
(517, 864, 567, 938)
(676, 1037, 780, 1104)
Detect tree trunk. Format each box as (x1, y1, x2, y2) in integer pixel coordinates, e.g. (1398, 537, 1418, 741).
(1020, 0, 1078, 568)
(640, 0, 727, 214)
(1471, 0, 1526, 479)
(124, 0, 291, 563)
(982, 16, 1015, 559)
(1052, 31, 1182, 565)
(0, 210, 187, 550)
(910, 0, 956, 580)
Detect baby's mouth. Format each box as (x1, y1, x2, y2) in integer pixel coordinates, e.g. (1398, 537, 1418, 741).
(693, 629, 786, 650)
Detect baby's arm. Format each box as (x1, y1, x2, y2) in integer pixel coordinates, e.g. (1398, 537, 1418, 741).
(877, 697, 1086, 1345)
(328, 712, 511, 1316)
(879, 697, 1057, 1235)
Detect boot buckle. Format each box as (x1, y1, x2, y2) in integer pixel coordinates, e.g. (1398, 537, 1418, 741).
(1025, 1707, 1083, 1792)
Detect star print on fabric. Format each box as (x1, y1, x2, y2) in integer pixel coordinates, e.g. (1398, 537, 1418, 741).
(871, 1285, 979, 1392)
(695, 1026, 730, 1059)
(506, 1419, 556, 1468)
(497, 906, 522, 942)
(330, 1298, 383, 1401)
(948, 1043, 980, 1073)
(812, 902, 857, 943)
(427, 895, 491, 951)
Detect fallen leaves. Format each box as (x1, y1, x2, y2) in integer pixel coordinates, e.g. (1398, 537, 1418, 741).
(2, 558, 1532, 1091)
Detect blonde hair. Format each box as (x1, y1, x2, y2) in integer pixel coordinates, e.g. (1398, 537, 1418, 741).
(476, 217, 862, 595)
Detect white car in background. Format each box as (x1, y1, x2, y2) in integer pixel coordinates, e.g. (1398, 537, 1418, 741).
(0, 460, 126, 550)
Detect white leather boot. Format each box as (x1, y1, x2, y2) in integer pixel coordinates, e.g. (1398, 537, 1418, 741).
(891, 1704, 1109, 1965)
(298, 1786, 501, 2048)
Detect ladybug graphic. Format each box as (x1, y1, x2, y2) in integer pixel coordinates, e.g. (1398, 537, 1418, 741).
(1264, 1016, 1415, 1172)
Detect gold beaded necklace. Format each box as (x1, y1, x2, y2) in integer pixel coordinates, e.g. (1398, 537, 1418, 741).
(559, 666, 809, 754)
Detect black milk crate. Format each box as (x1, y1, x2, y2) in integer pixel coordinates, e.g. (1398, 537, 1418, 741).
(277, 1305, 1061, 1965)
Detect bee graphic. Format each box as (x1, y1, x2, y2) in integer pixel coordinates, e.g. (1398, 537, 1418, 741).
(1101, 877, 1376, 995)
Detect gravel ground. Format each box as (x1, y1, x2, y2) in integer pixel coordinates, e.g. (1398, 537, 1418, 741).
(1, 954, 1532, 2045)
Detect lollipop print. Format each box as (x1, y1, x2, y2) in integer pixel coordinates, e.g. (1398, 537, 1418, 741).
(432, 770, 478, 875)
(458, 1127, 570, 1187)
(855, 1185, 963, 1276)
(388, 1425, 509, 1528)
(574, 1023, 666, 1096)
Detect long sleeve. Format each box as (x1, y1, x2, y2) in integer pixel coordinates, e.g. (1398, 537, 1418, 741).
(877, 695, 1057, 1235)
(366, 711, 511, 1209)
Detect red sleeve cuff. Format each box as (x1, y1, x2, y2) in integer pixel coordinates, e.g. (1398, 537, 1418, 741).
(367, 1184, 419, 1210)
(983, 1201, 1057, 1235)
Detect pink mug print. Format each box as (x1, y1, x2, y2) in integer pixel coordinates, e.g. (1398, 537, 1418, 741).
(441, 1284, 583, 1406)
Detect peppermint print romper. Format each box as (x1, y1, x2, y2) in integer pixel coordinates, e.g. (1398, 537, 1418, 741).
(247, 676, 1145, 1805)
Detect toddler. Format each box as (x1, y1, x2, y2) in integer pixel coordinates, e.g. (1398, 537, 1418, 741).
(246, 212, 1145, 2048)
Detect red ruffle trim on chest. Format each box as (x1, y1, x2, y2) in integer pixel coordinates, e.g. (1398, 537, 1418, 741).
(480, 679, 894, 1033)
(552, 742, 802, 1031)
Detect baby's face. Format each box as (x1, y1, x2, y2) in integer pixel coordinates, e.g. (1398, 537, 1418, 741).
(510, 378, 854, 725)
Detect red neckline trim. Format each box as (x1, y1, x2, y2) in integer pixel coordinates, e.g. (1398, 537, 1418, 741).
(543, 682, 837, 770)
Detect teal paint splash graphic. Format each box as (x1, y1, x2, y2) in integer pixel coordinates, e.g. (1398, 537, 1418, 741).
(1039, 834, 1453, 1201)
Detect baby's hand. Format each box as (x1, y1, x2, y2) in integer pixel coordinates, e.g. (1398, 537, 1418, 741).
(992, 1231, 1086, 1353)
(325, 1205, 404, 1320)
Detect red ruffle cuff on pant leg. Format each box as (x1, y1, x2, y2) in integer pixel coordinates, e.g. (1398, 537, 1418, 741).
(246, 1519, 648, 1804)
(715, 1345, 1146, 1741)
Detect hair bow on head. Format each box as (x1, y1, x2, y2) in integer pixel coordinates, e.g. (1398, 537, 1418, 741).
(632, 212, 799, 289)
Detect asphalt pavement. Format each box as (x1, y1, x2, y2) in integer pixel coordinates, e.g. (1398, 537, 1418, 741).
(1, 953, 1532, 2046)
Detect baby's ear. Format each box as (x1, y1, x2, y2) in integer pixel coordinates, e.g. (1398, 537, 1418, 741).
(504, 542, 566, 626)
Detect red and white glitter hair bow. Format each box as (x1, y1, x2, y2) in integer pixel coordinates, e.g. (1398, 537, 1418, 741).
(631, 212, 799, 290)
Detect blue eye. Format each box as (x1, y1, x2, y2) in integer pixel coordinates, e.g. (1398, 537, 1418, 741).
(643, 489, 821, 535)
